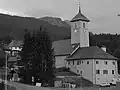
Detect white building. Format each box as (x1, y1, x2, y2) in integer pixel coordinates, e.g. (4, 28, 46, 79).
(7, 40, 23, 56)
(52, 4, 118, 85)
(65, 46, 118, 85)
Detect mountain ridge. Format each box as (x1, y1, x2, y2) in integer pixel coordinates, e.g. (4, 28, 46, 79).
(39, 16, 70, 27)
(0, 13, 71, 43)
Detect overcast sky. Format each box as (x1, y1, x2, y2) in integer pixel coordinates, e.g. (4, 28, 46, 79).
(0, 0, 120, 34)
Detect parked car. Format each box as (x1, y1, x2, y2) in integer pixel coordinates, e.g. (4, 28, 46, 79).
(110, 80, 116, 86)
(100, 82, 110, 87)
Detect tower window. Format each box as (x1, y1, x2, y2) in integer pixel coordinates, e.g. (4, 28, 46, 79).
(82, 61, 83, 63)
(73, 61, 74, 65)
(77, 61, 79, 65)
(83, 23, 85, 28)
(75, 23, 77, 28)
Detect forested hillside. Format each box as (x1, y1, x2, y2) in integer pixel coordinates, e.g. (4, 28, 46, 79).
(0, 13, 70, 43)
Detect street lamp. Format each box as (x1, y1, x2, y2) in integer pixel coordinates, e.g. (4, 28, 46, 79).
(80, 70, 83, 90)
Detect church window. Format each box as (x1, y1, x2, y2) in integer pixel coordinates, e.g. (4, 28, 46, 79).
(83, 23, 85, 28)
(79, 61, 81, 64)
(104, 61, 108, 65)
(73, 61, 74, 65)
(75, 23, 77, 29)
(96, 70, 100, 74)
(68, 61, 70, 65)
(77, 61, 79, 65)
(112, 70, 115, 74)
(81, 61, 83, 63)
(80, 70, 83, 75)
(112, 61, 115, 65)
(87, 61, 89, 64)
(96, 61, 99, 64)
(103, 70, 108, 74)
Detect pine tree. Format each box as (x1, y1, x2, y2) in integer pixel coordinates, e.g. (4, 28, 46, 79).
(21, 27, 55, 86)
(20, 29, 33, 84)
(32, 28, 55, 86)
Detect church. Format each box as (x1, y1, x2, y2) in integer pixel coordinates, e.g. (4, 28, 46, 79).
(52, 5, 118, 85)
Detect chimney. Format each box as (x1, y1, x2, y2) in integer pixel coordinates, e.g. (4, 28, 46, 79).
(101, 46, 106, 52)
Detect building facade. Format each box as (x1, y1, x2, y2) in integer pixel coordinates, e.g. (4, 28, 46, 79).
(53, 4, 118, 85)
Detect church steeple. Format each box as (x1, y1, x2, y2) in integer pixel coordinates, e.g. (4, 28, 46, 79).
(70, 2, 90, 22)
(70, 2, 90, 47)
(78, 2, 81, 14)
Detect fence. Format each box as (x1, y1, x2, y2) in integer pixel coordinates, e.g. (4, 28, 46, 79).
(0, 81, 120, 90)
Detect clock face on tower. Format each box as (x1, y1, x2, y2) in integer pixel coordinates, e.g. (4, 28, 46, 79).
(74, 29, 77, 33)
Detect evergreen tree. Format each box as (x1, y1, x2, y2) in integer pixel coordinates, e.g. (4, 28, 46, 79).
(32, 28, 55, 86)
(20, 29, 33, 84)
(21, 28, 55, 86)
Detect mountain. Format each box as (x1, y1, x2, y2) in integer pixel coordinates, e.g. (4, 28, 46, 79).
(0, 13, 71, 43)
(39, 17, 70, 27)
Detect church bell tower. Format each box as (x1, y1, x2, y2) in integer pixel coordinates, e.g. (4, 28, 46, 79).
(70, 3, 90, 47)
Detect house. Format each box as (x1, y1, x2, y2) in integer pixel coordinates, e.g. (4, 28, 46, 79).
(65, 46, 118, 85)
(6, 40, 23, 69)
(7, 40, 23, 56)
(52, 4, 119, 85)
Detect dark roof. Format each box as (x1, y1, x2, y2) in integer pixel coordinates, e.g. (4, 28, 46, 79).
(8, 40, 23, 48)
(56, 76, 93, 86)
(0, 48, 5, 58)
(52, 39, 74, 56)
(55, 71, 78, 76)
(66, 46, 117, 60)
(113, 48, 120, 58)
(70, 8, 90, 22)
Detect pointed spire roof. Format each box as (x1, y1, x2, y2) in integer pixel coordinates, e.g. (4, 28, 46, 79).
(70, 2, 90, 22)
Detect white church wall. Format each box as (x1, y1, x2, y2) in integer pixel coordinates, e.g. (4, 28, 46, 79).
(70, 20, 89, 47)
(71, 22, 80, 45)
(55, 55, 67, 68)
(79, 21, 89, 47)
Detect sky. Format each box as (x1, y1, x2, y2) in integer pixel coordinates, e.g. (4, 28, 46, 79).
(0, 0, 120, 34)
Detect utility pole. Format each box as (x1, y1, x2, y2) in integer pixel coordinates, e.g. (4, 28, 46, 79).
(3, 49, 11, 90)
(5, 52, 8, 90)
(80, 70, 83, 90)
